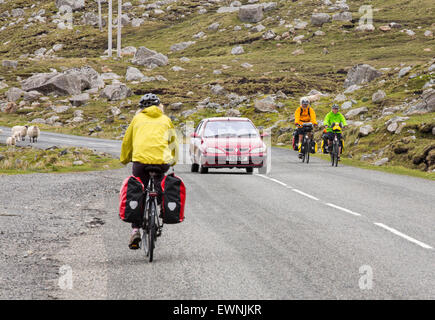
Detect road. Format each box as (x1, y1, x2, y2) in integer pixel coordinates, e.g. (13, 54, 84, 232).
(0, 127, 434, 299)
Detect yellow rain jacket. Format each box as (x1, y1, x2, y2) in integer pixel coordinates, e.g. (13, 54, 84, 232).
(120, 106, 178, 165)
(294, 106, 317, 126)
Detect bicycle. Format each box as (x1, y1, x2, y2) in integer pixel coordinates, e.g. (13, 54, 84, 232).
(328, 122, 343, 167)
(298, 123, 314, 164)
(141, 169, 163, 263)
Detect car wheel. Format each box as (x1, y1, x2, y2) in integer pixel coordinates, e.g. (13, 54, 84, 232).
(246, 167, 253, 174)
(199, 155, 208, 174)
(191, 163, 199, 173)
(200, 165, 208, 174)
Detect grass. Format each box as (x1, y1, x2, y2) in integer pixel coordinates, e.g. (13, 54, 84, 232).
(0, 145, 122, 174)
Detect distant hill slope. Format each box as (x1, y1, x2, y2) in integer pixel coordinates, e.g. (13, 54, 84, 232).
(0, 0, 433, 173)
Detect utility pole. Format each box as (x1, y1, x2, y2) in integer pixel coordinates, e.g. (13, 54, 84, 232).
(117, 0, 122, 58)
(98, 0, 102, 32)
(108, 0, 112, 57)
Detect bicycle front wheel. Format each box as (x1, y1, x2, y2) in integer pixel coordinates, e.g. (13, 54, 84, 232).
(305, 140, 310, 164)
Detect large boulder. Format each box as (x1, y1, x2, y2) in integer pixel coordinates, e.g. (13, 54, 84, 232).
(311, 13, 331, 26)
(343, 64, 382, 88)
(21, 66, 103, 96)
(55, 0, 85, 11)
(238, 4, 264, 23)
(405, 89, 435, 115)
(131, 47, 168, 68)
(99, 83, 132, 101)
(21, 72, 87, 95)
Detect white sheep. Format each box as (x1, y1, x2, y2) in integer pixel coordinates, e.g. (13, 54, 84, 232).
(11, 125, 28, 141)
(27, 125, 40, 143)
(6, 136, 16, 147)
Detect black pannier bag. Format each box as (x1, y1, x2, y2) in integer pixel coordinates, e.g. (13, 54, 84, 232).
(119, 176, 145, 223)
(160, 173, 186, 224)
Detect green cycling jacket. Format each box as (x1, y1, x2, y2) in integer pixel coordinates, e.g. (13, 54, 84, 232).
(323, 111, 347, 132)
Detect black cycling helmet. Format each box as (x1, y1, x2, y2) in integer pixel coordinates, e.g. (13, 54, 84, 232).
(332, 103, 339, 110)
(139, 93, 160, 108)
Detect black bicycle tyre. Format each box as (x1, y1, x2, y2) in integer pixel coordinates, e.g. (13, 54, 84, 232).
(148, 200, 156, 262)
(333, 141, 339, 167)
(142, 208, 150, 257)
(305, 139, 310, 164)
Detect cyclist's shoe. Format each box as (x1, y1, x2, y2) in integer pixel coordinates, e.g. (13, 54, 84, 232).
(298, 152, 303, 159)
(128, 229, 141, 250)
(337, 155, 341, 161)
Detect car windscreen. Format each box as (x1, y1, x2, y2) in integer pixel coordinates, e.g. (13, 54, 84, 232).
(203, 121, 259, 138)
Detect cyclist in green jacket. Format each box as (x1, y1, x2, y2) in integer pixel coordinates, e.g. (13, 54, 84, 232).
(323, 104, 347, 158)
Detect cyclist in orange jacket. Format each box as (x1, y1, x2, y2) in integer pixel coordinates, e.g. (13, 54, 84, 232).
(294, 97, 318, 158)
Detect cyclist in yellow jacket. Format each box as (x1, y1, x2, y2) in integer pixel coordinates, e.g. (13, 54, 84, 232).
(294, 97, 318, 158)
(120, 93, 178, 249)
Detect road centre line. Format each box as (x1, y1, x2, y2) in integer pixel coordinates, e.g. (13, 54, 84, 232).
(374, 223, 433, 250)
(325, 203, 362, 217)
(291, 189, 320, 201)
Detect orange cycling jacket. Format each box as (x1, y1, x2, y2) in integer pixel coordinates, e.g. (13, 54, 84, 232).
(294, 106, 317, 126)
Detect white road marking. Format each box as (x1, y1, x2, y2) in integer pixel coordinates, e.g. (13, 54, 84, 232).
(255, 174, 290, 187)
(325, 203, 362, 217)
(374, 223, 433, 250)
(292, 189, 319, 201)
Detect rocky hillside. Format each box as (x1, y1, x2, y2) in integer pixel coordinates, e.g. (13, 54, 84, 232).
(0, 0, 434, 173)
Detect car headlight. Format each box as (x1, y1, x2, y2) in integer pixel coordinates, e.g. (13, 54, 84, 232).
(250, 147, 266, 153)
(205, 147, 224, 154)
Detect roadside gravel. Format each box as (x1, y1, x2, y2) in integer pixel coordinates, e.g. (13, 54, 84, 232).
(0, 166, 130, 299)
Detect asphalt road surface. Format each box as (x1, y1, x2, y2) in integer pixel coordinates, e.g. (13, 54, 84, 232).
(0, 127, 434, 299)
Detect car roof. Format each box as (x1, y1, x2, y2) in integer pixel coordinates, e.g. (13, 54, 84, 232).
(203, 117, 251, 122)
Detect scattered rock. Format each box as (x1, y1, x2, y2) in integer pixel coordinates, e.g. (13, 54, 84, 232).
(238, 4, 264, 23)
(170, 41, 196, 52)
(99, 83, 132, 101)
(372, 90, 386, 104)
(398, 66, 412, 78)
(69, 93, 90, 106)
(231, 45, 245, 55)
(343, 64, 382, 88)
(374, 158, 389, 166)
(254, 96, 276, 112)
(311, 13, 331, 26)
(125, 66, 144, 81)
(2, 60, 18, 69)
(131, 46, 169, 67)
(346, 107, 369, 119)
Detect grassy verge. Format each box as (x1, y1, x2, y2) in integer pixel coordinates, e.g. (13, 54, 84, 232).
(0, 145, 122, 175)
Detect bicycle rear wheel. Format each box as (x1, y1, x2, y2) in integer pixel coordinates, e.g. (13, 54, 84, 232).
(148, 200, 156, 262)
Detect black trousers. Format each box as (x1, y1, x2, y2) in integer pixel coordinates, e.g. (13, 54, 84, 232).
(131, 162, 170, 228)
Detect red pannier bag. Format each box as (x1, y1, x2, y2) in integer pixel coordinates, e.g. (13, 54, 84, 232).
(119, 176, 145, 223)
(160, 173, 186, 224)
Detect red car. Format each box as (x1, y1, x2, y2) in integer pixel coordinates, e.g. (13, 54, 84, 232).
(189, 117, 268, 174)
